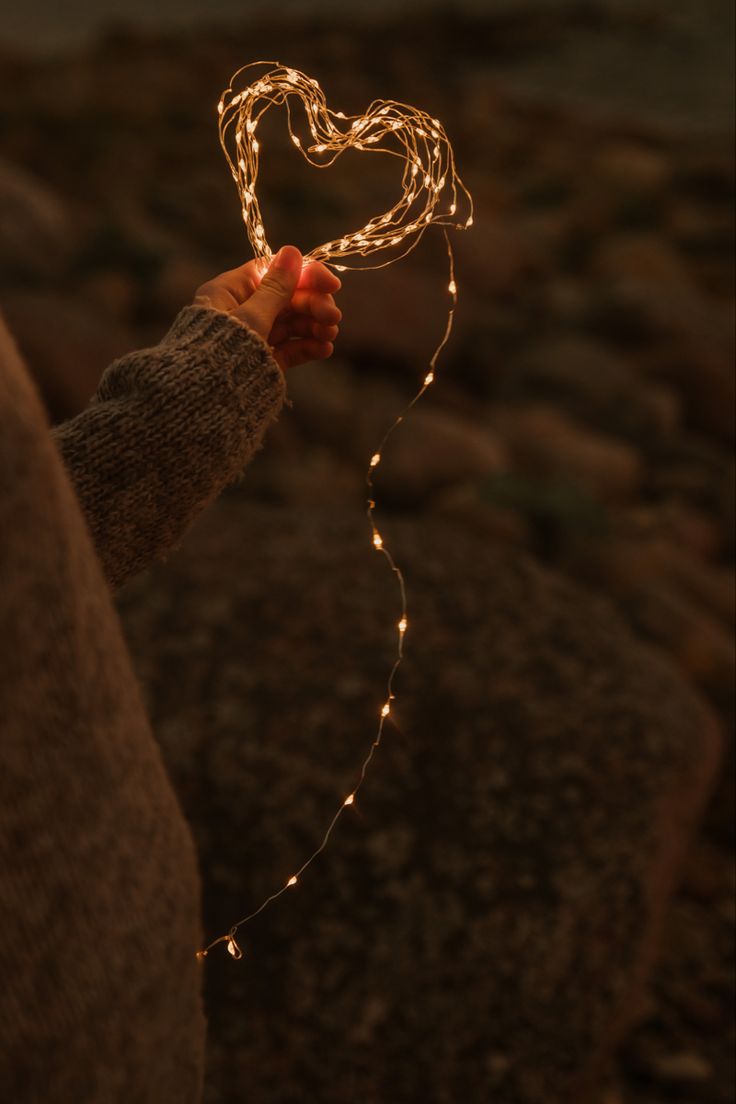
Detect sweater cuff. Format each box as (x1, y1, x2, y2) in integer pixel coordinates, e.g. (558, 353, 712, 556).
(156, 303, 289, 415)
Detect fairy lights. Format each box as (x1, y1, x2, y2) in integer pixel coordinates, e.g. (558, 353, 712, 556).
(196, 62, 473, 962)
(216, 60, 473, 273)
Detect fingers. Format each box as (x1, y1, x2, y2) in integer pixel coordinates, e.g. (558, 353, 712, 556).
(194, 260, 260, 311)
(274, 338, 334, 372)
(193, 249, 343, 363)
(241, 246, 303, 336)
(269, 314, 339, 347)
(279, 291, 342, 325)
(195, 255, 340, 308)
(296, 261, 342, 294)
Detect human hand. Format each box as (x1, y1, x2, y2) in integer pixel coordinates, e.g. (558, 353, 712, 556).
(193, 246, 341, 372)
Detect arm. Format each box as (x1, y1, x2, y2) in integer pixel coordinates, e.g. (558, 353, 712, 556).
(52, 247, 341, 590)
(53, 305, 286, 590)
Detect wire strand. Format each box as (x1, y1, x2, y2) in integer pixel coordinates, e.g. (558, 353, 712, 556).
(197, 63, 471, 961)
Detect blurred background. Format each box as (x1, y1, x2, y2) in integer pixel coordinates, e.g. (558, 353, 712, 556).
(1, 2, 733, 1102)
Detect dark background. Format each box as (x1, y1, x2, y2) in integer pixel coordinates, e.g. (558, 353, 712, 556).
(1, 2, 733, 1101)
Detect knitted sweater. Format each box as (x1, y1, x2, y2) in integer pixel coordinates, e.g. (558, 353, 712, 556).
(0, 305, 287, 1103)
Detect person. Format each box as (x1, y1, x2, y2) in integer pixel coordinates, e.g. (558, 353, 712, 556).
(0, 245, 341, 1103)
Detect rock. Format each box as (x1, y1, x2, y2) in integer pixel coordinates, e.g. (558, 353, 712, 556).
(283, 359, 356, 451)
(574, 530, 735, 629)
(646, 1050, 713, 1084)
(591, 143, 671, 200)
(332, 263, 453, 367)
(285, 361, 509, 507)
(498, 336, 680, 445)
(0, 291, 132, 421)
(453, 211, 541, 296)
(368, 406, 509, 507)
(118, 501, 721, 1104)
(430, 484, 531, 548)
(79, 270, 138, 323)
(580, 548, 736, 698)
(151, 255, 214, 320)
(591, 233, 698, 295)
(624, 582, 735, 698)
(0, 158, 75, 281)
(639, 501, 723, 562)
(240, 448, 362, 508)
(490, 404, 642, 503)
(647, 340, 735, 444)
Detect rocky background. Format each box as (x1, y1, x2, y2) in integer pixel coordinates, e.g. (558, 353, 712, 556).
(0, 6, 733, 1102)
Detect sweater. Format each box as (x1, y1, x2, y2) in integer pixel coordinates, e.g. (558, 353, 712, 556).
(0, 304, 287, 1103)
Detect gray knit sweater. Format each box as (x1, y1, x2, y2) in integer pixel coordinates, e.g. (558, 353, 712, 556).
(0, 305, 286, 1102)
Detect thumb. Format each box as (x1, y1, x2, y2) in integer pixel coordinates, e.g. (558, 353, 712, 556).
(245, 245, 303, 335)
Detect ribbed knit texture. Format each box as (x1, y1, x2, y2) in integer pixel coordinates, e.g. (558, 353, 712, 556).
(0, 305, 287, 1102)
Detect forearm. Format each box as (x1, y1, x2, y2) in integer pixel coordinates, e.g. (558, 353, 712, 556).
(52, 305, 286, 590)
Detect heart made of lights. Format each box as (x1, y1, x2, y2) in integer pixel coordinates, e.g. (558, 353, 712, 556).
(198, 62, 473, 962)
(217, 61, 473, 270)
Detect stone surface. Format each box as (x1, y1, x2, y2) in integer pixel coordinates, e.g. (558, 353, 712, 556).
(497, 336, 680, 445)
(490, 404, 642, 503)
(118, 500, 720, 1104)
(1, 291, 132, 421)
(0, 158, 75, 281)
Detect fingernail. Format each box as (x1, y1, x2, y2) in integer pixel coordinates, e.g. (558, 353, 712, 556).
(272, 245, 302, 271)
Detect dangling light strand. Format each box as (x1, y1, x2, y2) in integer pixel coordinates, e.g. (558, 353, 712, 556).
(196, 62, 471, 962)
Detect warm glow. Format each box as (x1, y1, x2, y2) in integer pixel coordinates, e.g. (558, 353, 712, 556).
(196, 60, 473, 962)
(217, 61, 473, 271)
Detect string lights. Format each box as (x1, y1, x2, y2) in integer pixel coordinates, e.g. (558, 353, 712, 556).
(196, 61, 473, 961)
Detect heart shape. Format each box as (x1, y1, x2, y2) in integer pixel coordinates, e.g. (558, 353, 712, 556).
(217, 61, 473, 271)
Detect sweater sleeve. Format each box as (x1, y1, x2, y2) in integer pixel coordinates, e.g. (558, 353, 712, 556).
(52, 304, 287, 590)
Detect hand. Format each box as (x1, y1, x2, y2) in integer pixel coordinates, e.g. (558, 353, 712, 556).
(193, 246, 341, 372)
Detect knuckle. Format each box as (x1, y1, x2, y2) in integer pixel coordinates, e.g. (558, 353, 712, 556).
(259, 273, 286, 295)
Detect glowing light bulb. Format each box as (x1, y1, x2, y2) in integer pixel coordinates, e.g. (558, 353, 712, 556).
(197, 62, 475, 963)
